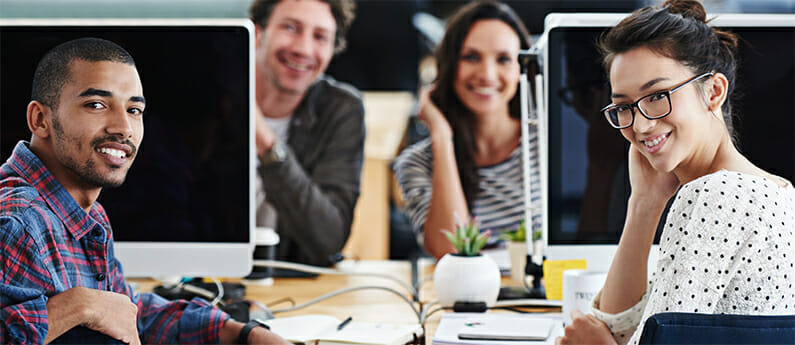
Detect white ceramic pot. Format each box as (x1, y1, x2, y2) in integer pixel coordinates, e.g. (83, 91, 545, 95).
(506, 241, 527, 282)
(433, 253, 501, 307)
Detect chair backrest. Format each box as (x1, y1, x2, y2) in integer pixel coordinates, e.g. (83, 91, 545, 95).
(639, 312, 795, 344)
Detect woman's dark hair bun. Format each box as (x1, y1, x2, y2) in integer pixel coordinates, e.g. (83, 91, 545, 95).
(663, 0, 707, 23)
(714, 28, 740, 52)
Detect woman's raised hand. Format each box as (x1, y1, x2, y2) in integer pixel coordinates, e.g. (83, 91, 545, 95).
(628, 145, 680, 207)
(417, 86, 453, 141)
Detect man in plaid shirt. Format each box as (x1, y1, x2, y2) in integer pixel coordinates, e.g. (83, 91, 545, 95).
(0, 38, 288, 344)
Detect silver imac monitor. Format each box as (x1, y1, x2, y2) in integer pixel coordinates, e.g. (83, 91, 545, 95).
(0, 19, 255, 277)
(541, 13, 795, 272)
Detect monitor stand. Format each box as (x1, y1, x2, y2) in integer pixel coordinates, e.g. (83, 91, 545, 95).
(498, 258, 547, 300)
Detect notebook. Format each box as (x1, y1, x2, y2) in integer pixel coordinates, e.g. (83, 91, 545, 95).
(458, 317, 554, 341)
(261, 315, 423, 345)
(433, 312, 563, 345)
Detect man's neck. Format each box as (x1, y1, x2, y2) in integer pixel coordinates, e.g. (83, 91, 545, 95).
(29, 141, 100, 214)
(256, 79, 306, 119)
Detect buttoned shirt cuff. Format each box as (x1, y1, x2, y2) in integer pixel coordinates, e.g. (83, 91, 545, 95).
(591, 288, 647, 337)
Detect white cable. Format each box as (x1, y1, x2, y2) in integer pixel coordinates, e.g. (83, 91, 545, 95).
(180, 284, 217, 303)
(419, 300, 439, 323)
(422, 307, 444, 324)
(270, 285, 421, 322)
(253, 259, 417, 297)
(209, 277, 224, 306)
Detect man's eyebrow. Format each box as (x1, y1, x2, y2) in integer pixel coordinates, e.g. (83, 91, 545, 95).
(283, 16, 332, 33)
(130, 96, 146, 104)
(78, 88, 112, 98)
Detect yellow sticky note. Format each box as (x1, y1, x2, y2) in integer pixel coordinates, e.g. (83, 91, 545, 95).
(542, 259, 588, 300)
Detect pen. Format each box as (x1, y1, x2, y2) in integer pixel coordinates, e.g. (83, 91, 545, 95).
(337, 316, 353, 331)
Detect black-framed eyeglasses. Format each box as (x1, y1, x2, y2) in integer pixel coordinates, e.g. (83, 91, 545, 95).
(601, 72, 714, 129)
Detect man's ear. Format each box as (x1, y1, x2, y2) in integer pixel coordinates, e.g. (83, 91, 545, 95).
(706, 73, 729, 112)
(27, 101, 53, 139)
(254, 23, 265, 49)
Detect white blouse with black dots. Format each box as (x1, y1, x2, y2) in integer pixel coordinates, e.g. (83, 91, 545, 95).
(591, 170, 795, 345)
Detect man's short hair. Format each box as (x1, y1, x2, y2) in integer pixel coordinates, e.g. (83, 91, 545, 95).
(31, 37, 136, 110)
(249, 0, 355, 54)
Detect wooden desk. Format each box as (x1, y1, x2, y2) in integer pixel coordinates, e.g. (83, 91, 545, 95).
(132, 260, 560, 343)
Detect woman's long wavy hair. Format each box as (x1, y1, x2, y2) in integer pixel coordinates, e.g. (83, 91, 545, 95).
(431, 0, 532, 210)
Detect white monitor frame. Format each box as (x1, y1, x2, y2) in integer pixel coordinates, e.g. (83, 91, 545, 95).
(0, 19, 256, 278)
(537, 12, 795, 273)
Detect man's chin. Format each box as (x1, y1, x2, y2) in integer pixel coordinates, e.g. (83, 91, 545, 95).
(274, 77, 314, 95)
(82, 171, 128, 189)
(100, 179, 126, 189)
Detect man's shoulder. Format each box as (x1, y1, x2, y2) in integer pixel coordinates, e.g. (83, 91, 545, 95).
(0, 174, 42, 217)
(310, 75, 362, 103)
(0, 178, 50, 246)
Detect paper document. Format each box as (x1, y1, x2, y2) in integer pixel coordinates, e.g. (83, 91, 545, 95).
(263, 315, 422, 345)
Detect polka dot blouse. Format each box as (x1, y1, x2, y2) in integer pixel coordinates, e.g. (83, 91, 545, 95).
(591, 170, 795, 345)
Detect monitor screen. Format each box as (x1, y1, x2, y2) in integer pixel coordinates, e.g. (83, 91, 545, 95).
(543, 14, 795, 271)
(0, 20, 254, 277)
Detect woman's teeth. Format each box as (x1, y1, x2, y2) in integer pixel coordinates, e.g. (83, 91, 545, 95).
(644, 133, 668, 148)
(473, 86, 498, 95)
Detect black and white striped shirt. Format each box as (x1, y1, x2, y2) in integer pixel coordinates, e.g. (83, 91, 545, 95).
(394, 130, 542, 245)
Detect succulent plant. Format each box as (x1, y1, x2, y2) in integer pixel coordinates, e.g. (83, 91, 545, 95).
(498, 219, 542, 242)
(442, 218, 490, 256)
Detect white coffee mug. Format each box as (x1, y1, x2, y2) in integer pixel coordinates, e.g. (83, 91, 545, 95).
(562, 269, 607, 325)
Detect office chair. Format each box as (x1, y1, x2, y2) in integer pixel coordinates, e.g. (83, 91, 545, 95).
(638, 312, 795, 344)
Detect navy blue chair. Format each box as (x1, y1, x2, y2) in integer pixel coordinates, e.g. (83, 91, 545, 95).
(639, 312, 795, 344)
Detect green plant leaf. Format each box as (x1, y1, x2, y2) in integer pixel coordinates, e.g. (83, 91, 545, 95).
(472, 232, 489, 254)
(468, 222, 479, 239)
(456, 224, 466, 245)
(463, 237, 472, 256)
(442, 230, 460, 252)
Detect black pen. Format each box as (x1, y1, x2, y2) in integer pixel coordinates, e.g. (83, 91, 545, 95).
(337, 316, 353, 331)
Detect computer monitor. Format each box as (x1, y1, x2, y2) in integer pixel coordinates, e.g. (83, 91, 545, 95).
(541, 13, 795, 272)
(0, 19, 255, 277)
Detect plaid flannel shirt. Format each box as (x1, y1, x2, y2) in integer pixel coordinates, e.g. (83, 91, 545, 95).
(0, 141, 229, 344)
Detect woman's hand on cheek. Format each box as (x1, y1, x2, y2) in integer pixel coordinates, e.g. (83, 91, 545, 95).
(556, 310, 617, 345)
(627, 145, 680, 204)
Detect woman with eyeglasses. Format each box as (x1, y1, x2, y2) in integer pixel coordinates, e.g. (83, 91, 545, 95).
(394, 0, 539, 259)
(557, 1, 795, 344)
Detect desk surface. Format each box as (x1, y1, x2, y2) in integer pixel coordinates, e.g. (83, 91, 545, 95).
(132, 260, 560, 342)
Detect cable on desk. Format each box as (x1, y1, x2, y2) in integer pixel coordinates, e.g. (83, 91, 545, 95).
(492, 306, 530, 313)
(265, 297, 296, 308)
(270, 285, 421, 322)
(210, 277, 224, 306)
(419, 300, 439, 324)
(253, 259, 417, 297)
(174, 280, 225, 307)
(421, 307, 444, 324)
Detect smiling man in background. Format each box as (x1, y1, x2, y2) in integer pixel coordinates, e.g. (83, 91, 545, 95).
(249, 0, 365, 268)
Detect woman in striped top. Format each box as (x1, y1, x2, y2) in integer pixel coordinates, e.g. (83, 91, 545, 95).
(394, 0, 541, 259)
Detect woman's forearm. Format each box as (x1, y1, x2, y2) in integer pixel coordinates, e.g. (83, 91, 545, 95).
(599, 196, 667, 313)
(423, 132, 470, 259)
